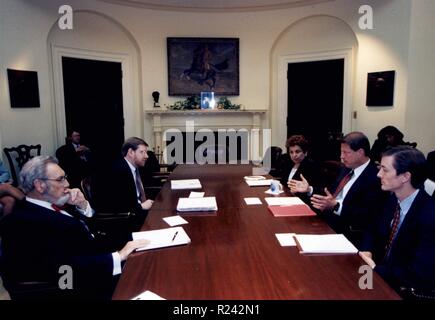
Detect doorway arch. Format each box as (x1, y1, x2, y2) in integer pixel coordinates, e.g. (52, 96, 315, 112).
(270, 15, 358, 149)
(47, 10, 142, 147)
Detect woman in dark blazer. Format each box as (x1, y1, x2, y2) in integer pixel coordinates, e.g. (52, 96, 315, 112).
(277, 135, 321, 193)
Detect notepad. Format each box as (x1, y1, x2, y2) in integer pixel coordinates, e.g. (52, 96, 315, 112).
(275, 233, 297, 247)
(244, 197, 262, 205)
(264, 197, 305, 206)
(189, 191, 205, 198)
(176, 196, 218, 212)
(244, 175, 266, 181)
(171, 179, 202, 190)
(132, 226, 191, 251)
(245, 179, 273, 187)
(293, 234, 358, 254)
(162, 215, 188, 226)
(268, 204, 315, 217)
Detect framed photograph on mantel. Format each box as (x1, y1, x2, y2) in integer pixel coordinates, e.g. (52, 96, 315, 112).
(167, 37, 239, 96)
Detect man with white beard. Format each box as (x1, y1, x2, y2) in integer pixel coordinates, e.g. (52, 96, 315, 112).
(0, 156, 149, 300)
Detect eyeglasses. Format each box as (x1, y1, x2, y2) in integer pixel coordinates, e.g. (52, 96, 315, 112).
(40, 175, 68, 183)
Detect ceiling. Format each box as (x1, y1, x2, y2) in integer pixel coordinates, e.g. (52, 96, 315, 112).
(98, 0, 334, 12)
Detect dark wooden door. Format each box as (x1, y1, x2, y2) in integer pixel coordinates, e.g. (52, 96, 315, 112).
(287, 59, 344, 161)
(62, 57, 125, 165)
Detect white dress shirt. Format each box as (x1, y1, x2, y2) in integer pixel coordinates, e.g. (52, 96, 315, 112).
(334, 159, 370, 216)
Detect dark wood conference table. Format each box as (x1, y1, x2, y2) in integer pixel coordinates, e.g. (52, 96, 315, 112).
(113, 164, 400, 300)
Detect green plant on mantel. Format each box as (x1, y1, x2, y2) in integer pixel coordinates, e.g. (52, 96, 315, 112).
(216, 97, 241, 110)
(166, 96, 241, 110)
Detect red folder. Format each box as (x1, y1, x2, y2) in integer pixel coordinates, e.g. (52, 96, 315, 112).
(268, 204, 316, 217)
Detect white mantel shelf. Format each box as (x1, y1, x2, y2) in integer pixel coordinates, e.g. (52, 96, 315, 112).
(145, 109, 267, 115)
(145, 108, 268, 151)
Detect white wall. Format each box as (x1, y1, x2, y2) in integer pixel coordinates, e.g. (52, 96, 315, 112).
(0, 0, 433, 165)
(352, 0, 412, 146)
(0, 0, 59, 159)
(406, 0, 435, 155)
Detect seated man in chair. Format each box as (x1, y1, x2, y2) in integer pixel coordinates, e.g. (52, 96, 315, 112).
(0, 156, 149, 300)
(56, 130, 92, 188)
(360, 146, 435, 297)
(93, 137, 154, 230)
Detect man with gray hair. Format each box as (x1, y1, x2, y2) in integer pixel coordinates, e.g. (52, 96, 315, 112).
(0, 156, 148, 300)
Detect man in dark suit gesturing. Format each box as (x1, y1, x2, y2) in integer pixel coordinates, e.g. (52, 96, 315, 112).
(291, 132, 387, 247)
(360, 146, 435, 296)
(0, 156, 148, 300)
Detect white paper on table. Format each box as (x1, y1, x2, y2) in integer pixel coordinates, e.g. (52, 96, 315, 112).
(162, 215, 188, 226)
(133, 226, 191, 251)
(244, 197, 262, 205)
(176, 196, 218, 212)
(189, 191, 205, 198)
(131, 290, 166, 300)
(294, 234, 358, 254)
(275, 233, 297, 247)
(171, 179, 202, 190)
(244, 176, 266, 181)
(245, 179, 273, 187)
(264, 197, 305, 206)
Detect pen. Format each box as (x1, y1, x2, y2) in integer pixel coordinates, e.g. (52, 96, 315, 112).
(172, 231, 179, 242)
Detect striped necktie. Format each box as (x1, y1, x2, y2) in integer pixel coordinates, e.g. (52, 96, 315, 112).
(135, 168, 147, 203)
(384, 203, 401, 260)
(333, 170, 354, 198)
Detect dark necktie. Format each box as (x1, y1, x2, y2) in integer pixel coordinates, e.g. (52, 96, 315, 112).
(333, 170, 354, 198)
(384, 203, 401, 260)
(51, 204, 65, 212)
(135, 169, 147, 203)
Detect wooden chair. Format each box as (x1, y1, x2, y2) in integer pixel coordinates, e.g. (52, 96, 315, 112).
(80, 176, 134, 241)
(3, 144, 41, 186)
(263, 146, 282, 176)
(140, 150, 171, 200)
(152, 146, 176, 172)
(320, 160, 344, 187)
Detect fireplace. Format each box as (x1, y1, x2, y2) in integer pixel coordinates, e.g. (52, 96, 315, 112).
(164, 131, 249, 164)
(145, 108, 268, 162)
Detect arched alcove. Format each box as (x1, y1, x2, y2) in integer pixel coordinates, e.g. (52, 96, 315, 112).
(47, 10, 142, 146)
(270, 15, 358, 149)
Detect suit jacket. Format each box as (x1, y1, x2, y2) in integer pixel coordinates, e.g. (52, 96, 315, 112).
(94, 158, 144, 216)
(277, 155, 321, 186)
(322, 161, 387, 247)
(361, 190, 435, 291)
(0, 200, 116, 299)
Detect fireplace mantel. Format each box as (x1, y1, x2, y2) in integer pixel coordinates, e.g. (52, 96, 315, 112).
(145, 108, 268, 151)
(145, 109, 267, 116)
